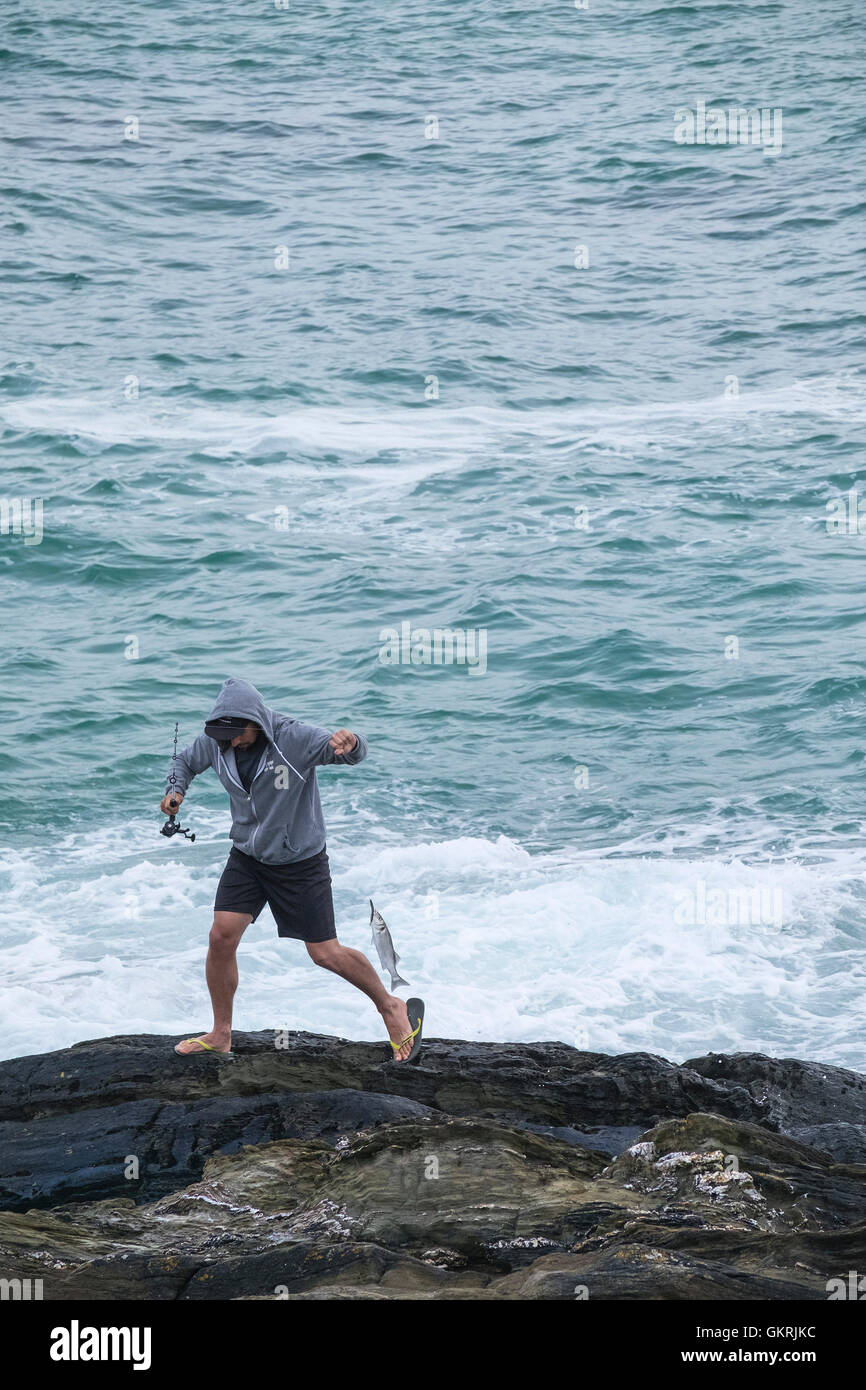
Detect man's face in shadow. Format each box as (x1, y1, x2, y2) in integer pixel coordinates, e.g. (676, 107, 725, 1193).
(231, 722, 260, 748)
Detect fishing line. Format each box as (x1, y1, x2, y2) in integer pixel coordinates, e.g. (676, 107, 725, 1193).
(160, 722, 196, 842)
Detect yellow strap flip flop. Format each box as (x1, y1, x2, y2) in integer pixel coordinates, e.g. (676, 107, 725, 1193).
(175, 1037, 234, 1058)
(389, 1021, 421, 1053)
(388, 997, 424, 1064)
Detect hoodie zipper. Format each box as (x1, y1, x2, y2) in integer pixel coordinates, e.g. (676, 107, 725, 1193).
(249, 780, 260, 858)
(216, 721, 307, 859)
(217, 749, 247, 797)
(248, 745, 271, 859)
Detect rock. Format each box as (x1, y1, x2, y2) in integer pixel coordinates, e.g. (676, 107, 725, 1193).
(1, 1032, 865, 1299)
(684, 1052, 866, 1130)
(0, 1089, 434, 1211)
(0, 1033, 763, 1129)
(511, 1122, 646, 1155)
(602, 1112, 866, 1230)
(788, 1124, 866, 1164)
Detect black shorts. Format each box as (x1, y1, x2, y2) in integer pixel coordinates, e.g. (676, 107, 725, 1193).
(214, 844, 336, 943)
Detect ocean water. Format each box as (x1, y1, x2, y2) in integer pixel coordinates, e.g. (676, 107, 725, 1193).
(2, 1, 866, 1067)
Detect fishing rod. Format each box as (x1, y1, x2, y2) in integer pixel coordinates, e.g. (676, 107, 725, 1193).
(160, 722, 196, 842)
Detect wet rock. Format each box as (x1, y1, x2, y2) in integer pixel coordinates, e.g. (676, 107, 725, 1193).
(0, 1088, 435, 1212)
(512, 1122, 646, 1155)
(0, 1033, 763, 1129)
(684, 1052, 866, 1130)
(1, 1033, 865, 1299)
(787, 1123, 866, 1164)
(601, 1112, 866, 1231)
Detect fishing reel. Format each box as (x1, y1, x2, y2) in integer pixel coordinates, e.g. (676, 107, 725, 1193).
(161, 804, 195, 842)
(161, 723, 195, 842)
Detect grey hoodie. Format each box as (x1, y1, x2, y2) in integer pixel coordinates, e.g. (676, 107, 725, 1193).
(165, 677, 368, 864)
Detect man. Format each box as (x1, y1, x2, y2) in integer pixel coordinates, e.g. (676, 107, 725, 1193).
(160, 677, 421, 1062)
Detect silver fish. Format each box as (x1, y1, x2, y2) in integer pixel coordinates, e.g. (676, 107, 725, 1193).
(369, 899, 409, 990)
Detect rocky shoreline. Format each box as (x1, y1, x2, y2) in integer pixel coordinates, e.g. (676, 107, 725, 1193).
(1, 1032, 865, 1300)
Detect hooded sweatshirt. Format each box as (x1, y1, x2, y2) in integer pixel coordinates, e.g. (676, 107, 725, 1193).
(165, 677, 368, 864)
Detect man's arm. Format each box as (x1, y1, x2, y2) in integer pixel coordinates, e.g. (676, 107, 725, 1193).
(160, 734, 214, 812)
(289, 721, 368, 769)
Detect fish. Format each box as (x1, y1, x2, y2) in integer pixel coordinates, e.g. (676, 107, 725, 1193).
(369, 899, 409, 990)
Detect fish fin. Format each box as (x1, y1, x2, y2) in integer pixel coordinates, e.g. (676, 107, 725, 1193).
(391, 973, 410, 989)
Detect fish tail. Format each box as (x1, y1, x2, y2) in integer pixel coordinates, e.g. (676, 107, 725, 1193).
(391, 972, 410, 989)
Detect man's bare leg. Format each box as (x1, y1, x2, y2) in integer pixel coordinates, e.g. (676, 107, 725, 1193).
(175, 910, 252, 1055)
(306, 939, 415, 1061)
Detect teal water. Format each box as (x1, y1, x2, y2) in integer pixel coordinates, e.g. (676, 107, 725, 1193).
(2, 1, 866, 1065)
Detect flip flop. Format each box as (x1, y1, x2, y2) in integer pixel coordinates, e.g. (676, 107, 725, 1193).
(388, 998, 424, 1065)
(174, 1037, 235, 1059)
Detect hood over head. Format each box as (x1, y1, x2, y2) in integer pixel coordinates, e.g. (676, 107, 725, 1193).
(205, 678, 278, 744)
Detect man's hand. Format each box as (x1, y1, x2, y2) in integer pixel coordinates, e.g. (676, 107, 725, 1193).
(160, 790, 184, 815)
(329, 729, 358, 756)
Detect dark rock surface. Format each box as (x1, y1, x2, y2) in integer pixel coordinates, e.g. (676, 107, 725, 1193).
(1, 1032, 864, 1300)
(0, 1089, 435, 1210)
(684, 1052, 866, 1128)
(788, 1124, 866, 1165)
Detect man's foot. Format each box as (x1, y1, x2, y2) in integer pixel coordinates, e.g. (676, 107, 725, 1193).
(380, 996, 415, 1062)
(174, 1031, 232, 1055)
